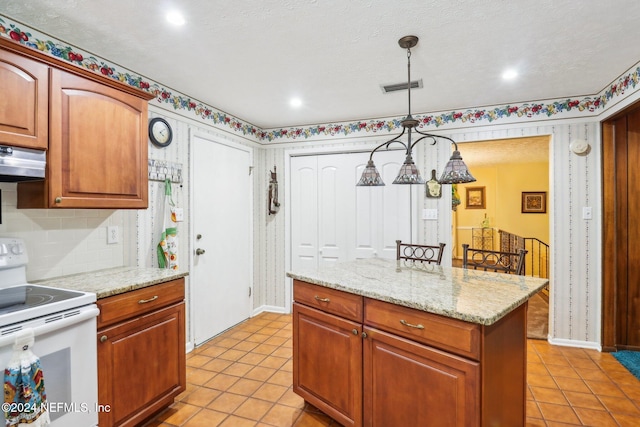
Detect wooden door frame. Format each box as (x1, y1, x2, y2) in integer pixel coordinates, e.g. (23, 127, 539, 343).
(602, 103, 640, 351)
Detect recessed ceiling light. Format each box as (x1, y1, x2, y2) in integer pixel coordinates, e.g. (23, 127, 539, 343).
(502, 69, 518, 80)
(290, 98, 302, 108)
(166, 10, 186, 26)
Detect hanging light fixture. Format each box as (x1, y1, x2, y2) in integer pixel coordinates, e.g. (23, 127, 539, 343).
(357, 35, 476, 186)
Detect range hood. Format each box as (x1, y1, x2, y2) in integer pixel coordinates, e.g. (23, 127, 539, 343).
(0, 145, 46, 182)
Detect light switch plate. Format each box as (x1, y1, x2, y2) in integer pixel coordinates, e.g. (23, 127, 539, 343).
(422, 208, 438, 220)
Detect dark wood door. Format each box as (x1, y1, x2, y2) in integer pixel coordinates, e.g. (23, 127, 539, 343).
(363, 326, 479, 427)
(603, 106, 640, 350)
(293, 302, 363, 427)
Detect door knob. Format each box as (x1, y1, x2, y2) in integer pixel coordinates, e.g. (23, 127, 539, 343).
(196, 248, 205, 255)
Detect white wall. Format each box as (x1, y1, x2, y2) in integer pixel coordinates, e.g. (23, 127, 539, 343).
(268, 119, 602, 348)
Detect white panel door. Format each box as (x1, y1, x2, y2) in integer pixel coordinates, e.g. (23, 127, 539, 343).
(291, 150, 415, 269)
(192, 134, 251, 345)
(290, 156, 318, 271)
(353, 150, 414, 259)
(379, 154, 415, 258)
(317, 155, 351, 266)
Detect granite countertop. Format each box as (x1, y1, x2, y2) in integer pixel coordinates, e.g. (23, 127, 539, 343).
(33, 267, 189, 299)
(287, 258, 549, 326)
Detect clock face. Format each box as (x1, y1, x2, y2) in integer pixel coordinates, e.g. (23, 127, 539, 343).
(149, 118, 173, 147)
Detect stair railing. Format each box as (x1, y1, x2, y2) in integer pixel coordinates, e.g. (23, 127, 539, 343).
(498, 230, 549, 279)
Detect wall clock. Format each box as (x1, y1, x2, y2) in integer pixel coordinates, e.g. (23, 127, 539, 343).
(148, 117, 173, 147)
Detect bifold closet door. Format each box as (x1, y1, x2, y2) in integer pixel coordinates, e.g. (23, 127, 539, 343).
(291, 151, 414, 271)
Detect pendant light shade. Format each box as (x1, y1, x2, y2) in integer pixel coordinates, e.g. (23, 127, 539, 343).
(357, 160, 385, 186)
(439, 150, 476, 184)
(356, 35, 475, 187)
(392, 154, 425, 184)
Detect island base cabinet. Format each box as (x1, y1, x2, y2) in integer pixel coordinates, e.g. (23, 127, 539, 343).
(293, 302, 363, 427)
(363, 327, 480, 427)
(97, 301, 186, 427)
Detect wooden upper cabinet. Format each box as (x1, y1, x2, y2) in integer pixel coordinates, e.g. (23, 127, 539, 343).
(19, 68, 150, 208)
(51, 68, 148, 208)
(0, 37, 153, 209)
(0, 48, 48, 150)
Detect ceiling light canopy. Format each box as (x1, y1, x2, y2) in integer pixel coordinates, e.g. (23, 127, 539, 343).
(357, 36, 475, 187)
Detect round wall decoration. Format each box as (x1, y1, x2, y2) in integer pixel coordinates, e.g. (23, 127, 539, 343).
(149, 117, 173, 147)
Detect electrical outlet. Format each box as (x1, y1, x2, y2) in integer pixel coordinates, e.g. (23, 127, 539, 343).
(582, 207, 592, 220)
(107, 225, 119, 244)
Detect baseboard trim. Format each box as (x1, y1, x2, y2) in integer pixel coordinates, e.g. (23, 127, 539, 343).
(548, 337, 602, 351)
(252, 304, 289, 316)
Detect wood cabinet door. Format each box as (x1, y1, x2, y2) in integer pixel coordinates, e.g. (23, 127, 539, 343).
(363, 326, 480, 427)
(47, 68, 148, 208)
(98, 302, 185, 427)
(293, 302, 363, 427)
(0, 48, 48, 149)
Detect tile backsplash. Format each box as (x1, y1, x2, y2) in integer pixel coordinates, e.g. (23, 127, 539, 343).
(0, 183, 127, 281)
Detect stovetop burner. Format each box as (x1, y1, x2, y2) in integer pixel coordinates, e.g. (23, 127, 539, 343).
(0, 285, 86, 316)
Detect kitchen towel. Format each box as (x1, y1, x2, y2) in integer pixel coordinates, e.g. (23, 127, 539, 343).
(3, 329, 50, 426)
(157, 179, 179, 270)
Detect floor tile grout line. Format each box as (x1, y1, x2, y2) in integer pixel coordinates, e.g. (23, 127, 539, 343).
(151, 313, 640, 427)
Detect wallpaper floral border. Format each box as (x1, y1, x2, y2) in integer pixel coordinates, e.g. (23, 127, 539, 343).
(2, 15, 639, 143)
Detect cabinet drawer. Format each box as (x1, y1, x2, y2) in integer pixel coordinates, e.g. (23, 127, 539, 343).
(97, 278, 185, 329)
(364, 298, 481, 360)
(294, 280, 363, 323)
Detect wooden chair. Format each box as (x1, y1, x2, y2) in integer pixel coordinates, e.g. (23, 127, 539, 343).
(462, 243, 527, 275)
(396, 240, 446, 265)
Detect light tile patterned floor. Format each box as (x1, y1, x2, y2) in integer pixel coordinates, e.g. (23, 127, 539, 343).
(144, 312, 640, 427)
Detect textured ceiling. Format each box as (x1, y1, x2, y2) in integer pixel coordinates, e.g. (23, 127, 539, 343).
(459, 136, 549, 167)
(2, 1, 640, 129)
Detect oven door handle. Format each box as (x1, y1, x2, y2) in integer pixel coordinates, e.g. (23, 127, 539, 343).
(0, 306, 99, 348)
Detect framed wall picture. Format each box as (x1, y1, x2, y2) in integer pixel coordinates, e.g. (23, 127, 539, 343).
(465, 186, 485, 209)
(522, 191, 547, 213)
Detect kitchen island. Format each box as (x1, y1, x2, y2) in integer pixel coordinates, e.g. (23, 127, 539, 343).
(287, 258, 549, 427)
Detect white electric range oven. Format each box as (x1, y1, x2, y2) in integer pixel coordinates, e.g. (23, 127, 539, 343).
(0, 238, 99, 427)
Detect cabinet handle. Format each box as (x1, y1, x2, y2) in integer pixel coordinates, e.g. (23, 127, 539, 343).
(362, 331, 368, 339)
(352, 329, 358, 336)
(55, 197, 62, 203)
(100, 335, 108, 343)
(314, 295, 330, 303)
(400, 319, 425, 329)
(138, 295, 159, 304)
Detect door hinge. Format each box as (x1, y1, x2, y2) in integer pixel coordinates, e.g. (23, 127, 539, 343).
(249, 166, 254, 175)
(249, 287, 252, 297)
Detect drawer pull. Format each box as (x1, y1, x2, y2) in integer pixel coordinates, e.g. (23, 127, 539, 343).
(138, 295, 159, 304)
(314, 295, 330, 303)
(100, 335, 108, 343)
(400, 319, 425, 329)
